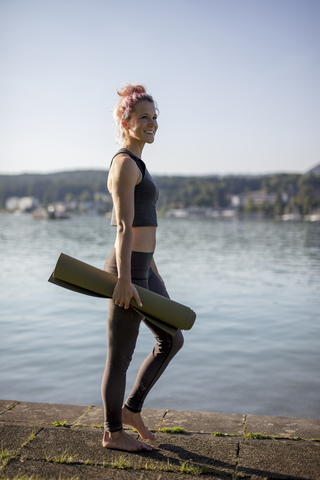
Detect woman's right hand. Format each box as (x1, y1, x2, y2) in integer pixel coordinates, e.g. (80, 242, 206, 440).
(113, 278, 142, 309)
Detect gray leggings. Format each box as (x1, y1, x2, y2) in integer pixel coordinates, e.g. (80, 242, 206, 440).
(101, 248, 184, 432)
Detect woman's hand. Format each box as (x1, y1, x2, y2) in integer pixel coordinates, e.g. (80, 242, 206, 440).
(113, 278, 142, 309)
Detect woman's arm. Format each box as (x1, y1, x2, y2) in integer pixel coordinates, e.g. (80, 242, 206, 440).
(109, 155, 142, 309)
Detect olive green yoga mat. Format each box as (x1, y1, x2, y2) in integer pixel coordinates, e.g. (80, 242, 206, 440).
(48, 253, 196, 336)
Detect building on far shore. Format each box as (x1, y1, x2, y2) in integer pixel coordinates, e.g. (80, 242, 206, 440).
(5, 196, 39, 212)
(231, 191, 278, 208)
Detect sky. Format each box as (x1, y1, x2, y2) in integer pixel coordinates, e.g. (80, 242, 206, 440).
(0, 0, 319, 176)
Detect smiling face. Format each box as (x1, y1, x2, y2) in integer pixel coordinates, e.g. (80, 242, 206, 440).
(122, 100, 158, 149)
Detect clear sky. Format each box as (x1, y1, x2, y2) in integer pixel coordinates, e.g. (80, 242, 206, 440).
(0, 0, 319, 176)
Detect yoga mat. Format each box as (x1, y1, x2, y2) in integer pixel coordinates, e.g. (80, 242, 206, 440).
(48, 253, 196, 336)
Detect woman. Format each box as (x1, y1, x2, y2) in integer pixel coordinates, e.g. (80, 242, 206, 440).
(101, 85, 184, 452)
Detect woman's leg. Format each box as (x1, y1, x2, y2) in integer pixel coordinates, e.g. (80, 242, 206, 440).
(101, 300, 142, 432)
(124, 269, 184, 414)
(101, 249, 155, 450)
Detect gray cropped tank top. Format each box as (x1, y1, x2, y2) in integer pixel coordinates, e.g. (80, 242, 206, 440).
(110, 149, 159, 227)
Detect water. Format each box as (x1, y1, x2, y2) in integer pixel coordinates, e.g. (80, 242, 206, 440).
(1, 213, 319, 419)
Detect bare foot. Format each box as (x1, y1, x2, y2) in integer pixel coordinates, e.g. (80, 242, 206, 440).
(122, 406, 157, 441)
(102, 429, 154, 452)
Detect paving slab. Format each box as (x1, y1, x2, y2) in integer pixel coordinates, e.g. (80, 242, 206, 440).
(1, 457, 231, 479)
(0, 423, 43, 453)
(73, 405, 104, 426)
(1, 401, 90, 425)
(147, 432, 238, 476)
(238, 438, 320, 480)
(0, 400, 18, 415)
(160, 409, 245, 435)
(20, 426, 238, 476)
(245, 414, 320, 440)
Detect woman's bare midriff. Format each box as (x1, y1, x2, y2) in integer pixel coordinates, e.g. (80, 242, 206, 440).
(115, 226, 157, 253)
(132, 226, 156, 252)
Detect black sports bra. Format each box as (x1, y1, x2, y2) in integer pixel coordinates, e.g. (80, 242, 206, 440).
(110, 149, 159, 227)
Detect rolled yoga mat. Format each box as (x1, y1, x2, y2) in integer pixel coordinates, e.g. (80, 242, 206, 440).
(48, 253, 196, 336)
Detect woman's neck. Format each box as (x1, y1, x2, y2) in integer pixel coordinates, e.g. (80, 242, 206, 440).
(122, 140, 145, 159)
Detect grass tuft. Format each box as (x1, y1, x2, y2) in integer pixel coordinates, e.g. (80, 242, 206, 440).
(21, 427, 38, 448)
(111, 455, 131, 469)
(44, 450, 77, 464)
(244, 432, 274, 440)
(179, 460, 203, 474)
(163, 459, 174, 472)
(1, 445, 17, 466)
(146, 460, 156, 471)
(158, 426, 188, 434)
(5, 401, 19, 411)
(244, 431, 320, 442)
(54, 421, 69, 427)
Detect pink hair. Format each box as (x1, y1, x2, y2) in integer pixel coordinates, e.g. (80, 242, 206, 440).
(113, 84, 158, 142)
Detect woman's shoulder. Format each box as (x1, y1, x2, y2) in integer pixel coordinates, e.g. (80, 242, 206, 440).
(111, 149, 145, 175)
(108, 150, 143, 189)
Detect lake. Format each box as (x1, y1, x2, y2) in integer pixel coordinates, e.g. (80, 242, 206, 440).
(1, 213, 319, 419)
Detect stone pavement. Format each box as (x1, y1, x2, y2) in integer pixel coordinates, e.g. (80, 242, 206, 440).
(0, 400, 319, 479)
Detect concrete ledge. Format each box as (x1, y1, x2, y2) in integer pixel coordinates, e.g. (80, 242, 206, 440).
(160, 409, 245, 435)
(245, 414, 320, 440)
(1, 401, 89, 425)
(0, 400, 319, 480)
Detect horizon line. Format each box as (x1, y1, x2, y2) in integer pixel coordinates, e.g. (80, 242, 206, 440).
(0, 167, 313, 177)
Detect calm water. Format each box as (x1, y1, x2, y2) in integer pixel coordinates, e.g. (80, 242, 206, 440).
(1, 213, 319, 419)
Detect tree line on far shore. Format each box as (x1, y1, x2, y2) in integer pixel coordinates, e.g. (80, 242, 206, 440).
(0, 169, 319, 216)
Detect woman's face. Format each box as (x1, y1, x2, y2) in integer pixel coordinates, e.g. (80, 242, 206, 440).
(123, 101, 158, 145)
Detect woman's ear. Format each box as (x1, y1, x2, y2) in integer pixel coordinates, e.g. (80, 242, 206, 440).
(122, 120, 128, 130)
